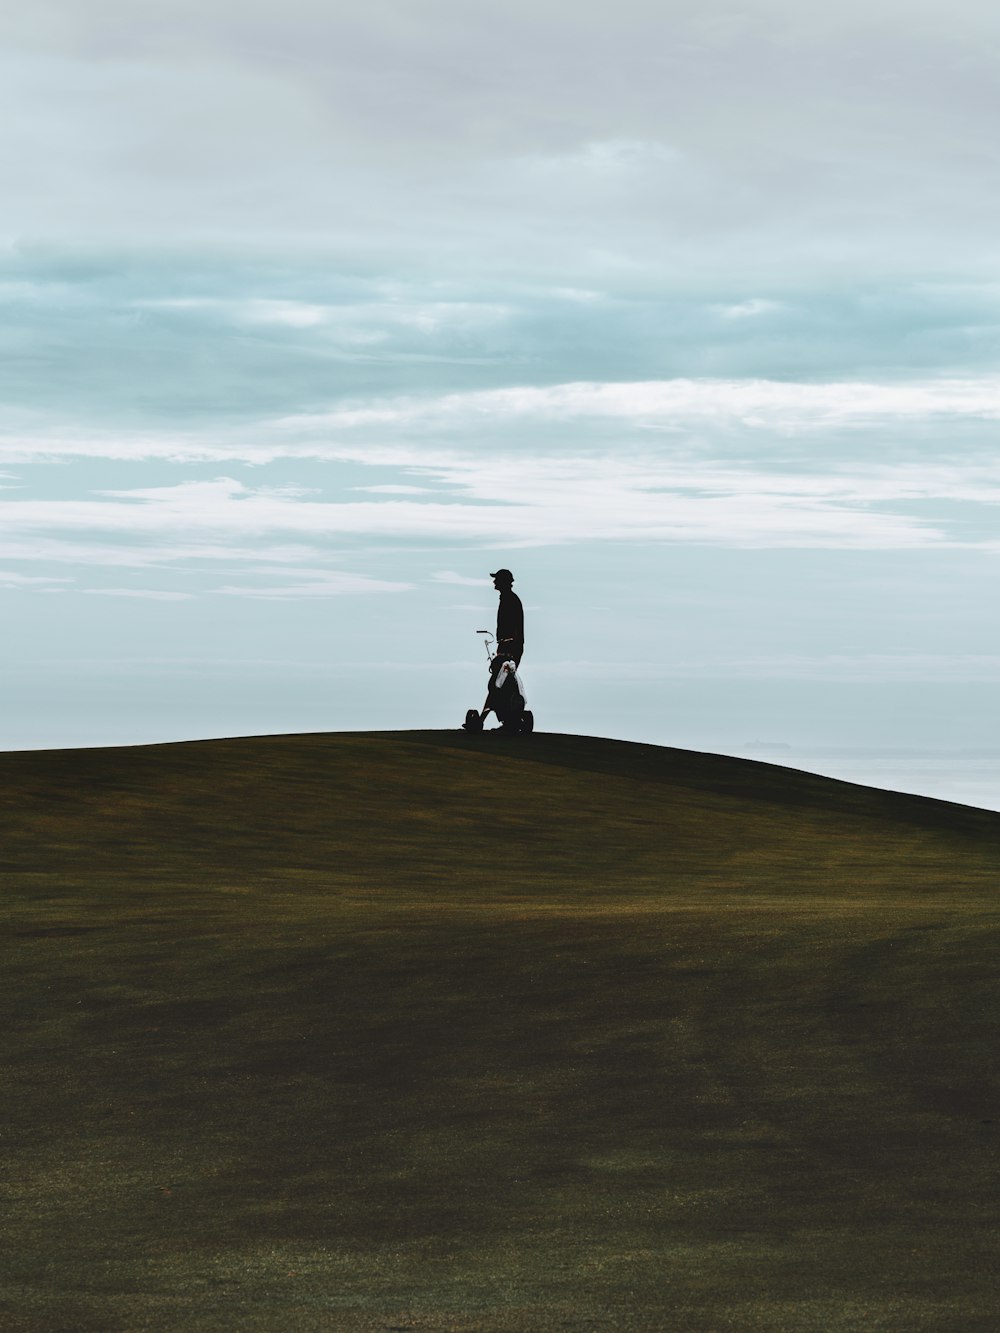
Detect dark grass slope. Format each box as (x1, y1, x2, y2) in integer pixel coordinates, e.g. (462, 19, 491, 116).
(4, 730, 1000, 1331)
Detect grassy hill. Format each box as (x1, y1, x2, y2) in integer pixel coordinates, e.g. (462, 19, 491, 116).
(4, 730, 1000, 1331)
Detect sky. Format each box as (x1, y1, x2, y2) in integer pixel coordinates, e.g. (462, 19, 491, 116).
(5, 0, 1000, 802)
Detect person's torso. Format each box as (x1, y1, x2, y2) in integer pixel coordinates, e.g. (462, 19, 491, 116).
(497, 589, 524, 642)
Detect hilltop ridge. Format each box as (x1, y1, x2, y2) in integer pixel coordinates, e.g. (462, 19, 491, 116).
(4, 731, 1000, 1330)
(1, 729, 997, 905)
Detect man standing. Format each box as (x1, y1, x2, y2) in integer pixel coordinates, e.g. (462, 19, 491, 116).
(491, 568, 524, 666)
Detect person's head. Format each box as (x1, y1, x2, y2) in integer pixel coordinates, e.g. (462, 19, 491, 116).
(490, 568, 514, 591)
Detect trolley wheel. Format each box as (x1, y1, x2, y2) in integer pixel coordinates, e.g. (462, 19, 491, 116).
(463, 709, 483, 733)
(520, 710, 534, 734)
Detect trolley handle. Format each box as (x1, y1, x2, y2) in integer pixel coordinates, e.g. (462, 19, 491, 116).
(476, 630, 495, 661)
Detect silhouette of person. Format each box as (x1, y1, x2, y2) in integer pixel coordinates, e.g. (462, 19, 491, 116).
(491, 568, 523, 666)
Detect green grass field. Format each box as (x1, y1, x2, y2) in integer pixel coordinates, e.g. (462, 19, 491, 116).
(4, 730, 1000, 1331)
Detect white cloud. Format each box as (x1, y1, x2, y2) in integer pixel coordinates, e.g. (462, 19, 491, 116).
(0, 468, 948, 551)
(432, 571, 491, 586)
(216, 570, 411, 597)
(83, 588, 194, 600)
(0, 569, 74, 587)
(6, 378, 1000, 568)
(0, 537, 326, 567)
(138, 297, 329, 328)
(513, 138, 684, 192)
(9, 375, 1000, 470)
(133, 296, 511, 338)
(9, 375, 1000, 474)
(712, 299, 787, 320)
(355, 484, 433, 495)
(297, 376, 1000, 434)
(240, 300, 328, 329)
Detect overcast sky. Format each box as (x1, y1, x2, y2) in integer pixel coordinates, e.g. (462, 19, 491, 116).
(5, 0, 1000, 785)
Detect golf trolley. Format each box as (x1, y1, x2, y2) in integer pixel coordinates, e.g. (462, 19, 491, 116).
(462, 631, 534, 734)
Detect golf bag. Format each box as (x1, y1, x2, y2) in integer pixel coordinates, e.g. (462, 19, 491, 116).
(462, 633, 534, 734)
